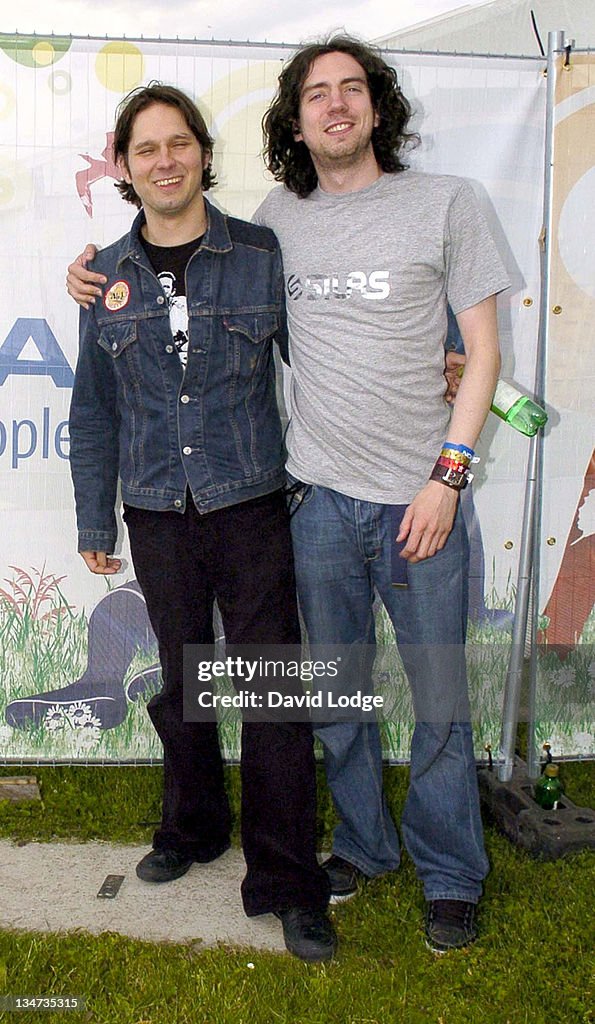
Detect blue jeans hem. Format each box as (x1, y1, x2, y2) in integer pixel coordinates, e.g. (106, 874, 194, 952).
(332, 844, 400, 879)
(424, 890, 481, 904)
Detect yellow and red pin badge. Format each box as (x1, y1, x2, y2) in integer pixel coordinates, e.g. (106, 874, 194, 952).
(104, 280, 130, 312)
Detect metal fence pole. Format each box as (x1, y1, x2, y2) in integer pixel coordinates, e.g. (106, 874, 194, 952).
(497, 30, 565, 783)
(526, 29, 574, 780)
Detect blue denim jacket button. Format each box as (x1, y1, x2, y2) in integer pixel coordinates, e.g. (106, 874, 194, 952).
(156, 295, 165, 305)
(180, 395, 190, 404)
(111, 342, 118, 352)
(183, 446, 192, 455)
(174, 499, 183, 508)
(165, 345, 174, 353)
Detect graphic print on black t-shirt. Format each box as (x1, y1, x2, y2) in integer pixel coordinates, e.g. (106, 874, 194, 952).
(158, 271, 188, 363)
(141, 235, 203, 368)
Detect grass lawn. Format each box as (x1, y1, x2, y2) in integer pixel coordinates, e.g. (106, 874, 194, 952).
(0, 762, 593, 1024)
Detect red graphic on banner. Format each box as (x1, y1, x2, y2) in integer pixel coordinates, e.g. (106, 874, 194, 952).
(542, 450, 595, 656)
(76, 133, 119, 217)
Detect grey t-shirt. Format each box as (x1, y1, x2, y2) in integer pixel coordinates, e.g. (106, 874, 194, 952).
(255, 171, 509, 504)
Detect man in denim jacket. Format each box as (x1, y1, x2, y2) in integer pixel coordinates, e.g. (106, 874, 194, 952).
(68, 83, 334, 962)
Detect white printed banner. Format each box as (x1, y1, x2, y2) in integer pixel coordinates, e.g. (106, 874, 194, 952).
(0, 35, 591, 762)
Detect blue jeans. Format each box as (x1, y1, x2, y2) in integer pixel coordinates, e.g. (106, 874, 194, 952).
(289, 481, 489, 903)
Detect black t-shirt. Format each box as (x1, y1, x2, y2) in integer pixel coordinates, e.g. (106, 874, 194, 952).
(141, 235, 203, 367)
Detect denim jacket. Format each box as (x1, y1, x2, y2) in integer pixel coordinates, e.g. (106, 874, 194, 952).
(69, 200, 288, 554)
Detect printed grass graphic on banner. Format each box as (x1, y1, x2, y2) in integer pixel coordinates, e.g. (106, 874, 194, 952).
(1, 566, 593, 763)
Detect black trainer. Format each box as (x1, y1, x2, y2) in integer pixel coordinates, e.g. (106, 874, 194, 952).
(321, 854, 366, 904)
(275, 907, 337, 962)
(136, 848, 194, 883)
(424, 899, 478, 953)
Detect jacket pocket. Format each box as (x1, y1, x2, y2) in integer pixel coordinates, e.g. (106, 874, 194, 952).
(223, 312, 278, 344)
(97, 320, 138, 358)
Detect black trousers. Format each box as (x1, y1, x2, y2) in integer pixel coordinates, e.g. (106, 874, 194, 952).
(123, 489, 329, 916)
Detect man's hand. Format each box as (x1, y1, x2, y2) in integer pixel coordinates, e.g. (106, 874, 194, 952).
(444, 350, 465, 405)
(397, 481, 459, 563)
(80, 551, 121, 575)
(67, 245, 105, 309)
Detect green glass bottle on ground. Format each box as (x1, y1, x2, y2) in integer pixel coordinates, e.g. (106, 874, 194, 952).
(534, 763, 564, 810)
(491, 380, 548, 437)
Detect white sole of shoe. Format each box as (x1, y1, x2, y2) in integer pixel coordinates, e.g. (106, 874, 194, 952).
(329, 890, 358, 905)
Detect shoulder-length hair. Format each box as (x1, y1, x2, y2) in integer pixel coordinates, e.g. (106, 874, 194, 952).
(113, 82, 217, 207)
(263, 35, 418, 198)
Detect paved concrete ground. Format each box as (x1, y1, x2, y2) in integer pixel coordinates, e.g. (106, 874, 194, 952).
(0, 840, 287, 953)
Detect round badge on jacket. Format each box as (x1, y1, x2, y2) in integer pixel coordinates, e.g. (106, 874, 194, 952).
(104, 280, 131, 311)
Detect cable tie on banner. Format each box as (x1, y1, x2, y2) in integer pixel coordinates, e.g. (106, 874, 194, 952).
(530, 9, 545, 58)
(561, 37, 573, 68)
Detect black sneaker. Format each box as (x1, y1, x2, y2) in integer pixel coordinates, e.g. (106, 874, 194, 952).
(321, 854, 365, 904)
(136, 848, 194, 883)
(275, 908, 337, 962)
(424, 899, 478, 953)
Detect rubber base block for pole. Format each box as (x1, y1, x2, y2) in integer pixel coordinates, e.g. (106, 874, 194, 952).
(478, 758, 595, 860)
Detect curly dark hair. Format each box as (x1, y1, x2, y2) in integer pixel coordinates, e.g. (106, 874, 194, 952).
(263, 35, 418, 197)
(113, 82, 217, 207)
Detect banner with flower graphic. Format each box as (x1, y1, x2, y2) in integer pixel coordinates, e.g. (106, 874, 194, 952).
(0, 34, 592, 763)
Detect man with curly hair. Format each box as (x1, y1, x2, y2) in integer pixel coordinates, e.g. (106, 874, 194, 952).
(256, 35, 509, 953)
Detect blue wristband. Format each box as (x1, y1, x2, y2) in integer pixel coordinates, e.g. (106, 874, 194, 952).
(443, 441, 475, 459)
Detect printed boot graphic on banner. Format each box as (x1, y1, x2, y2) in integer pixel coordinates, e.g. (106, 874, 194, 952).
(5, 581, 158, 731)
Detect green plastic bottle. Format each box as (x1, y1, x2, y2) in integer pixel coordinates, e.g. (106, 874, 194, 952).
(491, 380, 548, 437)
(534, 763, 564, 810)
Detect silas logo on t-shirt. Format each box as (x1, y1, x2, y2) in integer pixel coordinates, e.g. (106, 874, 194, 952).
(287, 271, 390, 302)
